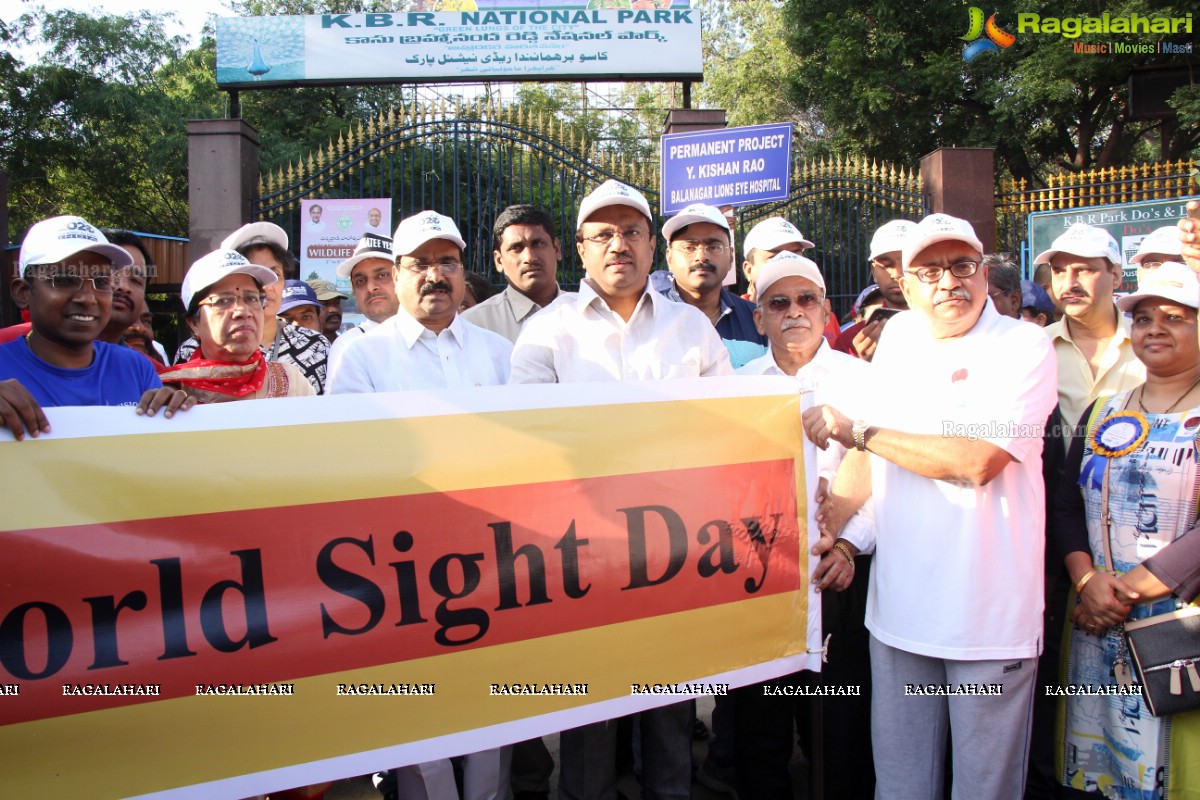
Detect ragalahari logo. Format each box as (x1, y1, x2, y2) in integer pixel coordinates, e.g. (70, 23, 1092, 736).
(961, 7, 1016, 61)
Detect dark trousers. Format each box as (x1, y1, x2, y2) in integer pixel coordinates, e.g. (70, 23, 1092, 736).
(734, 554, 875, 800)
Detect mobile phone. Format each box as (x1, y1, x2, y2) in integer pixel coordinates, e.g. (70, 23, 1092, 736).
(865, 307, 900, 324)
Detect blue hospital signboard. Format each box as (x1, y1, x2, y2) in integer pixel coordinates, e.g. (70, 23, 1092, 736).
(660, 123, 793, 215)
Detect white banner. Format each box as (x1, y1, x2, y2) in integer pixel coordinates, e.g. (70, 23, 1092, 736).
(216, 8, 702, 87)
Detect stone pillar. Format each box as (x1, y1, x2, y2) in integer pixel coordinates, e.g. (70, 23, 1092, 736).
(919, 147, 996, 253)
(663, 108, 727, 136)
(187, 119, 260, 257)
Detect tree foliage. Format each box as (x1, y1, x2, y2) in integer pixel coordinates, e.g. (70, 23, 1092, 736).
(2, 9, 216, 237)
(780, 0, 1199, 183)
(697, 0, 824, 152)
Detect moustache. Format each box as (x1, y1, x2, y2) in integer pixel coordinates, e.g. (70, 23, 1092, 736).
(420, 280, 453, 296)
(780, 318, 812, 332)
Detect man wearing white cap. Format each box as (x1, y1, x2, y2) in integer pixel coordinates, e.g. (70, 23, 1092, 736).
(0, 215, 191, 438)
(803, 213, 1057, 800)
(511, 179, 731, 383)
(659, 203, 766, 368)
(512, 180, 728, 800)
(331, 211, 513, 798)
(833, 219, 914, 361)
(1131, 224, 1184, 273)
(175, 222, 330, 394)
(740, 216, 815, 302)
(325, 232, 401, 374)
(735, 251, 876, 799)
(328, 210, 511, 392)
(1038, 222, 1145, 445)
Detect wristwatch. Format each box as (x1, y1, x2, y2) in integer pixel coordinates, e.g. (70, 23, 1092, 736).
(852, 420, 870, 451)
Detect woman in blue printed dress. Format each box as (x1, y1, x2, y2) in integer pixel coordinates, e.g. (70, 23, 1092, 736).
(1055, 262, 1200, 799)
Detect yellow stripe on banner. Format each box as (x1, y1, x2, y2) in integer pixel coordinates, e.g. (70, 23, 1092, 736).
(7, 395, 801, 530)
(3, 591, 807, 799)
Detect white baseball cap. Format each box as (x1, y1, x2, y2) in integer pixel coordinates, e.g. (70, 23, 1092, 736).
(662, 203, 731, 241)
(755, 251, 826, 297)
(902, 214, 985, 270)
(1116, 262, 1200, 312)
(1033, 223, 1120, 266)
(868, 220, 916, 261)
(576, 180, 653, 230)
(393, 211, 465, 257)
(181, 249, 279, 312)
(742, 217, 815, 258)
(1131, 225, 1184, 265)
(19, 215, 133, 275)
(220, 221, 289, 253)
(337, 232, 395, 278)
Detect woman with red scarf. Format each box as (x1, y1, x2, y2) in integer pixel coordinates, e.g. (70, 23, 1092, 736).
(158, 250, 314, 401)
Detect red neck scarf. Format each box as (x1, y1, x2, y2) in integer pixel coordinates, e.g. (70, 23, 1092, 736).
(156, 350, 268, 401)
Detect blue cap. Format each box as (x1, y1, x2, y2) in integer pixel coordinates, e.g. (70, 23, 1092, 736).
(1020, 280, 1055, 315)
(278, 279, 322, 313)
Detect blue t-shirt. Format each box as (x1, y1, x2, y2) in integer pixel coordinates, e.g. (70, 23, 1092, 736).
(0, 337, 162, 408)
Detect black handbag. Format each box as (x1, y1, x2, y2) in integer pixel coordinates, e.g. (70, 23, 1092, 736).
(1124, 607, 1200, 717)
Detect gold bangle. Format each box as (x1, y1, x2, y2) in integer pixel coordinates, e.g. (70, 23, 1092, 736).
(832, 540, 855, 565)
(1075, 569, 1099, 594)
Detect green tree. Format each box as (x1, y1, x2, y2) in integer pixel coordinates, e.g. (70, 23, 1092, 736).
(780, 0, 1199, 182)
(2, 9, 220, 237)
(698, 0, 822, 144)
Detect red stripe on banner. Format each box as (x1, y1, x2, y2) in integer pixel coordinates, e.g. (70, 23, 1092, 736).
(0, 460, 799, 725)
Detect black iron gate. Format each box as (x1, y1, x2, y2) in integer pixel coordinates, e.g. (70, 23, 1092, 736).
(737, 156, 925, 317)
(254, 99, 660, 287)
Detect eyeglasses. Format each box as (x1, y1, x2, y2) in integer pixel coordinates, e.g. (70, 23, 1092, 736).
(581, 228, 648, 246)
(1140, 261, 1165, 270)
(30, 271, 115, 293)
(198, 292, 267, 311)
(905, 261, 980, 284)
(669, 241, 728, 256)
(764, 292, 823, 312)
(397, 260, 464, 275)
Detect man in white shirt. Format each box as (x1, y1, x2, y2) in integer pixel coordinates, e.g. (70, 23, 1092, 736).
(307, 203, 326, 233)
(511, 180, 728, 800)
(328, 212, 511, 395)
(510, 180, 731, 384)
(463, 204, 566, 343)
(740, 216, 815, 303)
(803, 214, 1058, 800)
(328, 211, 511, 799)
(735, 251, 876, 799)
(325, 232, 401, 377)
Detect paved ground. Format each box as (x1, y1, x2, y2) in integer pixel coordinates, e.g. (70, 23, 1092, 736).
(317, 697, 809, 800)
